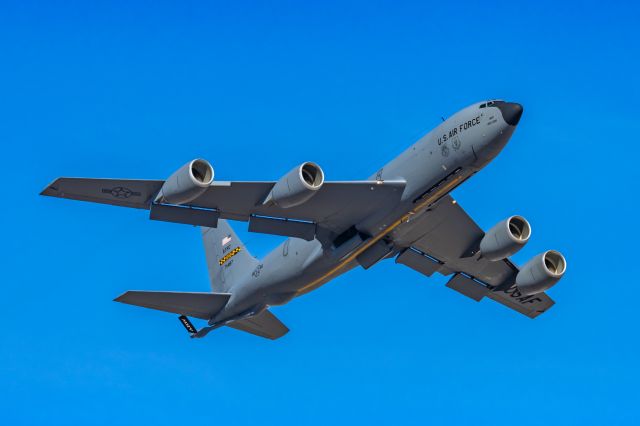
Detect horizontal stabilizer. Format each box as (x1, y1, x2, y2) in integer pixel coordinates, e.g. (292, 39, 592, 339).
(227, 310, 289, 340)
(114, 291, 231, 320)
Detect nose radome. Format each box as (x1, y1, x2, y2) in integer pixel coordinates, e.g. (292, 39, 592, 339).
(496, 102, 523, 126)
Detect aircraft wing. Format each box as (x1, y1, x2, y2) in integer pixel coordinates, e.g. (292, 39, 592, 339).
(390, 195, 555, 318)
(190, 180, 405, 229)
(41, 177, 406, 237)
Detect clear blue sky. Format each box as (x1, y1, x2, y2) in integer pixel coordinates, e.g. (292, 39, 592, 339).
(2, 1, 639, 424)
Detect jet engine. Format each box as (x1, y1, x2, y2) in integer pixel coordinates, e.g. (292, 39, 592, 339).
(479, 215, 531, 261)
(155, 159, 214, 205)
(516, 250, 567, 296)
(264, 162, 324, 208)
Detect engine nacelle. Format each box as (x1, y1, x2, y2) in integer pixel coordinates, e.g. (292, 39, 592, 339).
(479, 215, 531, 261)
(156, 159, 214, 205)
(265, 162, 324, 208)
(516, 250, 567, 296)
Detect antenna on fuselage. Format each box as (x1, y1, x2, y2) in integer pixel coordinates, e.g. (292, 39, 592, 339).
(441, 116, 446, 122)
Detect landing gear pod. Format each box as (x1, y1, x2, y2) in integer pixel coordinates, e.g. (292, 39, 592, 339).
(264, 162, 324, 208)
(479, 215, 531, 261)
(516, 250, 567, 296)
(156, 159, 214, 205)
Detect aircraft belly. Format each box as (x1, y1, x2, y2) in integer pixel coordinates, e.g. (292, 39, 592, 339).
(267, 248, 356, 297)
(249, 240, 358, 304)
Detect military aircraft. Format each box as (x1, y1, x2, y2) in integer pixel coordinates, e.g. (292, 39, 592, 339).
(41, 100, 567, 340)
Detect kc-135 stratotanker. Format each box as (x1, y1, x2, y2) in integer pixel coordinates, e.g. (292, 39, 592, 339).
(42, 100, 567, 339)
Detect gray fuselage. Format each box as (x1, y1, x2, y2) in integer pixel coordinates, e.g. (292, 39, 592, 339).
(213, 100, 521, 325)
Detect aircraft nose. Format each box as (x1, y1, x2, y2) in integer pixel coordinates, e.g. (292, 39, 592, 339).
(496, 102, 523, 126)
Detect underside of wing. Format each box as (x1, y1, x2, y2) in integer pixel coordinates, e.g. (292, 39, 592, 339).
(391, 195, 556, 318)
(42, 176, 406, 239)
(189, 180, 406, 235)
(41, 178, 164, 209)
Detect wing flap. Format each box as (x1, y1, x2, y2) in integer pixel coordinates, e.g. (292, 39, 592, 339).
(114, 291, 231, 320)
(446, 274, 489, 301)
(396, 248, 444, 277)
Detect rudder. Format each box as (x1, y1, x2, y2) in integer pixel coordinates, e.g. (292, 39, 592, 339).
(202, 220, 259, 293)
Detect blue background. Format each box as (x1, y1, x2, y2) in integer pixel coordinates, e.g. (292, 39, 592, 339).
(2, 1, 639, 424)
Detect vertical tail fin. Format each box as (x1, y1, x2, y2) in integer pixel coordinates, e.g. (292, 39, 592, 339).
(202, 220, 259, 293)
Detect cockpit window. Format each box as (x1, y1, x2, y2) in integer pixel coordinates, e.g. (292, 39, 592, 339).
(479, 99, 502, 109)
